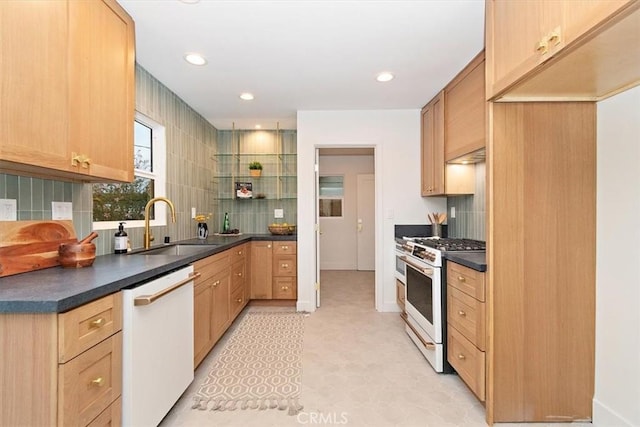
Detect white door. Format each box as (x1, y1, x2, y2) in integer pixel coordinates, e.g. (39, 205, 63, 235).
(314, 148, 321, 307)
(356, 174, 375, 270)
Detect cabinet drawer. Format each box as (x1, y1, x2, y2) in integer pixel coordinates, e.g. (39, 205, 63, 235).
(272, 277, 297, 299)
(86, 397, 121, 427)
(447, 286, 485, 351)
(273, 241, 296, 255)
(59, 293, 122, 363)
(194, 251, 229, 281)
(447, 262, 485, 301)
(230, 286, 246, 318)
(230, 259, 245, 293)
(230, 243, 247, 264)
(273, 254, 296, 276)
(447, 327, 485, 402)
(59, 332, 122, 427)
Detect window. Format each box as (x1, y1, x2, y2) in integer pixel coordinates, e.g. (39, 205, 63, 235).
(319, 176, 343, 217)
(92, 112, 166, 230)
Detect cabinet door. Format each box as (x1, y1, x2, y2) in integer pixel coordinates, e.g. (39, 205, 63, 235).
(0, 1, 71, 173)
(193, 281, 213, 368)
(211, 269, 230, 342)
(562, 0, 631, 43)
(68, 0, 135, 182)
(421, 92, 445, 196)
(444, 52, 486, 161)
(250, 241, 273, 299)
(487, 0, 559, 98)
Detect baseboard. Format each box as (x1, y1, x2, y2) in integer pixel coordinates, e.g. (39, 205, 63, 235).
(296, 300, 316, 313)
(593, 398, 636, 427)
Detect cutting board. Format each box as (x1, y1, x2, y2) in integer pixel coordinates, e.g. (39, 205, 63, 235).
(0, 220, 77, 277)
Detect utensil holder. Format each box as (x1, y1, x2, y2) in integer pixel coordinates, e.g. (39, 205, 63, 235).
(431, 223, 442, 237)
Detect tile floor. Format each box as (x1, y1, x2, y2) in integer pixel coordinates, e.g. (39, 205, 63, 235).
(160, 271, 590, 427)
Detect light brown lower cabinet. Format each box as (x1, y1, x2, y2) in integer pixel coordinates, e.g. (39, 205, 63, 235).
(447, 262, 486, 401)
(0, 292, 123, 426)
(193, 243, 249, 369)
(251, 240, 297, 300)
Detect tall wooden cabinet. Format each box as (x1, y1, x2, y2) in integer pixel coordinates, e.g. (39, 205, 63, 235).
(0, 0, 135, 183)
(486, 102, 596, 423)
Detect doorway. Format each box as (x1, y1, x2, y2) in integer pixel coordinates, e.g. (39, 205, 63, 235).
(316, 147, 375, 307)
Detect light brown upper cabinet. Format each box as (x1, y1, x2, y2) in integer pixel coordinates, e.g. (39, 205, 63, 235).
(486, 0, 640, 101)
(421, 92, 445, 196)
(444, 51, 486, 162)
(0, 0, 135, 183)
(422, 52, 484, 197)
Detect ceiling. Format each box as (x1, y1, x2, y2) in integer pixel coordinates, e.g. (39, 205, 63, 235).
(117, 0, 485, 130)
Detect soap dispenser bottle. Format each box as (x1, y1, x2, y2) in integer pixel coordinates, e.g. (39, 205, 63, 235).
(114, 222, 128, 254)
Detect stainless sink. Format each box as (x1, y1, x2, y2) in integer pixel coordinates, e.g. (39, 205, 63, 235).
(130, 244, 216, 256)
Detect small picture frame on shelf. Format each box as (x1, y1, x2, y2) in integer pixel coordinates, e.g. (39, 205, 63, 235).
(235, 182, 253, 199)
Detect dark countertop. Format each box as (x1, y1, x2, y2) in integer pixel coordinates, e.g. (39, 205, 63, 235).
(444, 251, 487, 272)
(0, 234, 296, 313)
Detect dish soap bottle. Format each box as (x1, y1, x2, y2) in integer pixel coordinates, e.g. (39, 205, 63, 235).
(223, 213, 230, 233)
(114, 222, 128, 254)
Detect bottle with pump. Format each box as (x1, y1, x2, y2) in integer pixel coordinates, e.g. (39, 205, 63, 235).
(114, 222, 128, 254)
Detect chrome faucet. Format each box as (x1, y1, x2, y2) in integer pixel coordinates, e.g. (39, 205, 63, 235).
(144, 197, 176, 249)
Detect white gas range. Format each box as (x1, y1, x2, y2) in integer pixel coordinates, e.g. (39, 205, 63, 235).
(395, 236, 485, 373)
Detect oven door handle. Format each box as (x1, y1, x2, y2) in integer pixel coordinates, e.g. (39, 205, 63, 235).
(400, 256, 433, 276)
(401, 312, 436, 350)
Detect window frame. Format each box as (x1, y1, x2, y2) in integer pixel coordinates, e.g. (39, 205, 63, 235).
(318, 175, 344, 218)
(92, 111, 167, 230)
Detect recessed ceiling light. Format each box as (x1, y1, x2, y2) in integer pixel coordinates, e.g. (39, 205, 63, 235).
(184, 53, 207, 66)
(255, 124, 262, 129)
(179, 0, 200, 4)
(376, 72, 394, 82)
(240, 93, 254, 101)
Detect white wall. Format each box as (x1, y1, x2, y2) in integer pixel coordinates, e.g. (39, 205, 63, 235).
(296, 110, 446, 312)
(594, 85, 640, 427)
(319, 155, 374, 270)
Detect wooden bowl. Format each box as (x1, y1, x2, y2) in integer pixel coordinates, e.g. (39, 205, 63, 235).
(58, 243, 96, 268)
(268, 224, 296, 235)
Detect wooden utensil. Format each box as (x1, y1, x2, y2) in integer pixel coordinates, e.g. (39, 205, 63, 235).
(58, 242, 96, 268)
(78, 231, 99, 244)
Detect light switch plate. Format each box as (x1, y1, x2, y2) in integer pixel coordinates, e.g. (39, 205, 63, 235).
(0, 199, 17, 221)
(52, 202, 73, 220)
(274, 209, 284, 219)
(450, 206, 456, 219)
(191, 207, 196, 219)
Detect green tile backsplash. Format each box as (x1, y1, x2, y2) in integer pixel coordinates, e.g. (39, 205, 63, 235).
(446, 162, 486, 241)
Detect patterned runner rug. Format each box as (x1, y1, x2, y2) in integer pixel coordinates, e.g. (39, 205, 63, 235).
(192, 312, 305, 415)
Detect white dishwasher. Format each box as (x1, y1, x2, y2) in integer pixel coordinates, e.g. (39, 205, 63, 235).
(122, 266, 198, 426)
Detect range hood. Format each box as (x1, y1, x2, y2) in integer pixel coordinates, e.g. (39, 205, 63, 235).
(447, 148, 486, 165)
